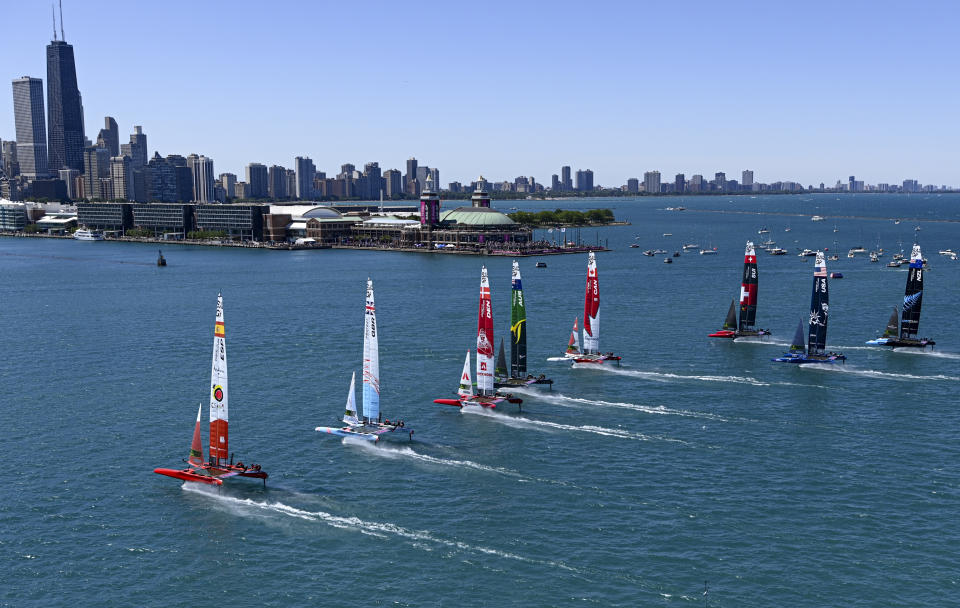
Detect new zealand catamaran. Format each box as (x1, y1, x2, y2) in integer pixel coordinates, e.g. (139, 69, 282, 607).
(772, 252, 846, 364)
(316, 279, 413, 442)
(709, 241, 771, 339)
(495, 261, 553, 388)
(866, 244, 935, 349)
(563, 252, 620, 364)
(154, 294, 268, 486)
(435, 266, 522, 408)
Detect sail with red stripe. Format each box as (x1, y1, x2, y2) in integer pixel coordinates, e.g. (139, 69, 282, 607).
(582, 252, 600, 354)
(476, 266, 495, 396)
(188, 404, 204, 467)
(739, 241, 759, 332)
(209, 293, 229, 465)
(566, 317, 581, 354)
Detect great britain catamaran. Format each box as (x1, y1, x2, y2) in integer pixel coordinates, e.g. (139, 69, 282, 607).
(315, 279, 413, 442)
(772, 252, 846, 364)
(435, 266, 522, 409)
(563, 252, 620, 364)
(709, 241, 770, 339)
(154, 294, 267, 486)
(495, 261, 553, 388)
(865, 244, 935, 349)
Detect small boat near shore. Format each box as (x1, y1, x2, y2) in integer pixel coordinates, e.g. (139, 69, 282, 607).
(73, 228, 104, 241)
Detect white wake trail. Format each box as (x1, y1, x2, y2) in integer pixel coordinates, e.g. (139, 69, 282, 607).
(345, 440, 525, 478)
(800, 364, 960, 382)
(508, 389, 728, 421)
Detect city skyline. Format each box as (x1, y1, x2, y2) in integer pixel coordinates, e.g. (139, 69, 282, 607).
(2, 1, 958, 187)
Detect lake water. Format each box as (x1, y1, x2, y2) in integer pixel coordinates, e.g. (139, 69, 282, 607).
(2, 193, 958, 606)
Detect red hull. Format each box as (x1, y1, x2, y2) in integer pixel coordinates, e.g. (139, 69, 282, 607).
(708, 330, 736, 338)
(154, 464, 267, 485)
(433, 396, 523, 408)
(154, 467, 223, 486)
(573, 355, 621, 364)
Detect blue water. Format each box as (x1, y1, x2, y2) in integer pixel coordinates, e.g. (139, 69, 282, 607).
(2, 193, 958, 606)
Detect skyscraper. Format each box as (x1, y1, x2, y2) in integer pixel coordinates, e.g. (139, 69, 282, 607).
(405, 157, 418, 195)
(268, 165, 286, 198)
(294, 156, 315, 199)
(674, 173, 685, 193)
(714, 172, 727, 192)
(561, 166, 572, 191)
(11, 77, 49, 179)
(575, 169, 593, 192)
(110, 155, 132, 200)
(643, 170, 661, 194)
(246, 163, 268, 198)
(82, 145, 110, 199)
(46, 37, 85, 172)
(120, 126, 147, 168)
(741, 170, 754, 189)
(98, 117, 119, 157)
(191, 155, 215, 203)
(383, 169, 402, 198)
(220, 173, 237, 200)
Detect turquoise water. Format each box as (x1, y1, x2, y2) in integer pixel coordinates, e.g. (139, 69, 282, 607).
(2, 193, 958, 606)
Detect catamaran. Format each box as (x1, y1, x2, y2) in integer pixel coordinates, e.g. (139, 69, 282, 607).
(435, 267, 522, 408)
(495, 261, 553, 388)
(316, 279, 413, 442)
(772, 252, 846, 363)
(709, 241, 770, 339)
(563, 252, 621, 364)
(866, 244, 935, 348)
(154, 294, 268, 486)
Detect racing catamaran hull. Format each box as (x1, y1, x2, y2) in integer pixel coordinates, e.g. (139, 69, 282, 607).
(866, 245, 935, 349)
(772, 252, 845, 364)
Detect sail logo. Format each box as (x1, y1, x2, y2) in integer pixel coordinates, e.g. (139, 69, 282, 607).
(904, 291, 922, 310)
(212, 384, 224, 402)
(477, 330, 493, 356)
(214, 322, 225, 337)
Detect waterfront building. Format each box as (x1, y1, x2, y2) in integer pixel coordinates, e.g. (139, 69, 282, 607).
(97, 117, 119, 157)
(561, 166, 572, 191)
(419, 175, 441, 226)
(575, 169, 593, 192)
(110, 156, 132, 200)
(643, 170, 661, 195)
(742, 170, 754, 189)
(0, 201, 29, 231)
(246, 163, 268, 198)
(294, 157, 315, 199)
(12, 77, 50, 179)
(405, 157, 418, 194)
(132, 202, 194, 236)
(76, 201, 133, 232)
(714, 172, 727, 192)
(471, 177, 492, 208)
(196, 204, 265, 241)
(364, 162, 382, 199)
(82, 146, 110, 199)
(626, 178, 639, 193)
(383, 169, 402, 198)
(688, 174, 703, 193)
(147, 153, 177, 202)
(191, 155, 216, 203)
(674, 173, 685, 193)
(46, 38, 85, 173)
(234, 181, 250, 199)
(268, 165, 287, 199)
(902, 179, 918, 193)
(120, 126, 148, 168)
(551, 174, 560, 191)
(59, 168, 80, 199)
(220, 173, 237, 200)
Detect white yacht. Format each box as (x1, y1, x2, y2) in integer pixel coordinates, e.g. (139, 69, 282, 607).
(73, 228, 105, 241)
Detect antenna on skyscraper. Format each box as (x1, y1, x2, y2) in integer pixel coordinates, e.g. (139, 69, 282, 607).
(51, 3, 57, 40)
(59, 0, 65, 41)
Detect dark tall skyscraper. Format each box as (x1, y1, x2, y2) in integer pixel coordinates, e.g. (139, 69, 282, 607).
(561, 166, 572, 191)
(46, 38, 85, 172)
(120, 126, 147, 168)
(405, 157, 418, 194)
(97, 117, 119, 157)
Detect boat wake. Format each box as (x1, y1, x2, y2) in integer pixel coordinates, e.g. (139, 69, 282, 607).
(546, 356, 570, 362)
(461, 405, 687, 444)
(507, 389, 728, 421)
(800, 364, 960, 382)
(344, 440, 525, 479)
(580, 364, 772, 386)
(891, 348, 960, 360)
(181, 483, 577, 571)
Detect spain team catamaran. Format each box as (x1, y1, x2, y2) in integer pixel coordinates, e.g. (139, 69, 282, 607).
(563, 252, 620, 364)
(709, 241, 770, 339)
(495, 261, 553, 388)
(316, 279, 413, 442)
(435, 266, 522, 408)
(866, 244, 935, 349)
(154, 293, 268, 486)
(772, 252, 846, 363)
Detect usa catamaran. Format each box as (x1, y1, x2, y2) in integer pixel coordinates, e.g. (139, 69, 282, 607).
(316, 279, 413, 442)
(495, 261, 553, 388)
(563, 252, 620, 364)
(866, 244, 935, 348)
(772, 252, 846, 363)
(709, 241, 771, 339)
(154, 294, 268, 486)
(435, 266, 522, 408)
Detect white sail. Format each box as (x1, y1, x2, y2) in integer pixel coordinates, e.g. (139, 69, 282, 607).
(476, 266, 495, 395)
(209, 293, 229, 463)
(458, 351, 473, 398)
(362, 278, 380, 423)
(343, 372, 360, 426)
(583, 252, 600, 354)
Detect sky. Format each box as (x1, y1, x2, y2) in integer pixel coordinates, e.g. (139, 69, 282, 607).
(2, 0, 958, 187)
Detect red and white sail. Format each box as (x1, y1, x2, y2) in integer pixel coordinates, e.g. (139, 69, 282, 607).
(458, 350, 473, 398)
(566, 317, 581, 354)
(188, 404, 204, 467)
(209, 293, 229, 465)
(582, 252, 600, 354)
(476, 266, 495, 396)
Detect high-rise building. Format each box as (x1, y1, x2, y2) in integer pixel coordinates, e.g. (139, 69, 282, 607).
(643, 170, 661, 195)
(551, 174, 560, 191)
(575, 169, 593, 192)
(11, 77, 49, 179)
(383, 169, 402, 198)
(626, 178, 639, 193)
(2, 140, 19, 178)
(59, 168, 80, 199)
(120, 126, 148, 169)
(689, 174, 704, 193)
(714, 172, 727, 192)
(110, 155, 132, 200)
(294, 156, 315, 199)
(246, 163, 268, 198)
(46, 38, 85, 172)
(191, 155, 215, 203)
(82, 146, 110, 199)
(268, 165, 287, 199)
(741, 170, 754, 188)
(364, 162, 382, 199)
(98, 117, 119, 157)
(405, 157, 418, 194)
(220, 173, 237, 200)
(674, 173, 685, 193)
(561, 166, 572, 191)
(147, 153, 176, 202)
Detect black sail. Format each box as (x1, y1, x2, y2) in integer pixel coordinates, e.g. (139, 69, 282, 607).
(739, 241, 758, 331)
(495, 338, 508, 381)
(807, 252, 829, 355)
(883, 307, 899, 337)
(510, 261, 527, 378)
(722, 300, 737, 330)
(900, 244, 924, 340)
(790, 320, 806, 352)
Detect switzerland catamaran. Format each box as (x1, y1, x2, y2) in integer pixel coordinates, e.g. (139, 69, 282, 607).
(316, 279, 413, 442)
(709, 241, 770, 339)
(866, 244, 935, 348)
(772, 252, 846, 363)
(563, 252, 620, 364)
(154, 294, 267, 486)
(435, 266, 522, 409)
(495, 261, 553, 388)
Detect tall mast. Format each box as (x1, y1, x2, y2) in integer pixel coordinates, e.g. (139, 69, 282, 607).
(807, 252, 829, 356)
(900, 244, 924, 340)
(582, 252, 600, 354)
(362, 278, 380, 423)
(476, 266, 495, 396)
(209, 293, 229, 465)
(510, 260, 527, 378)
(739, 241, 758, 331)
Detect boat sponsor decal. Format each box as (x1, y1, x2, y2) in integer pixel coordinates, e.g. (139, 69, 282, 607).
(213, 384, 224, 402)
(903, 291, 922, 310)
(214, 321, 225, 337)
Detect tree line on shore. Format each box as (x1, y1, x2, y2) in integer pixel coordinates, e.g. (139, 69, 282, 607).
(507, 208, 615, 226)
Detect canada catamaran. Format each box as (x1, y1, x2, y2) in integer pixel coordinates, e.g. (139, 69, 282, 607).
(495, 261, 553, 388)
(866, 244, 935, 349)
(316, 279, 413, 442)
(154, 294, 267, 486)
(772, 252, 846, 363)
(709, 241, 770, 339)
(435, 266, 522, 408)
(563, 252, 620, 364)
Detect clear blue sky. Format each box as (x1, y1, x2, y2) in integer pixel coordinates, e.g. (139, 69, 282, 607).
(3, 0, 957, 187)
